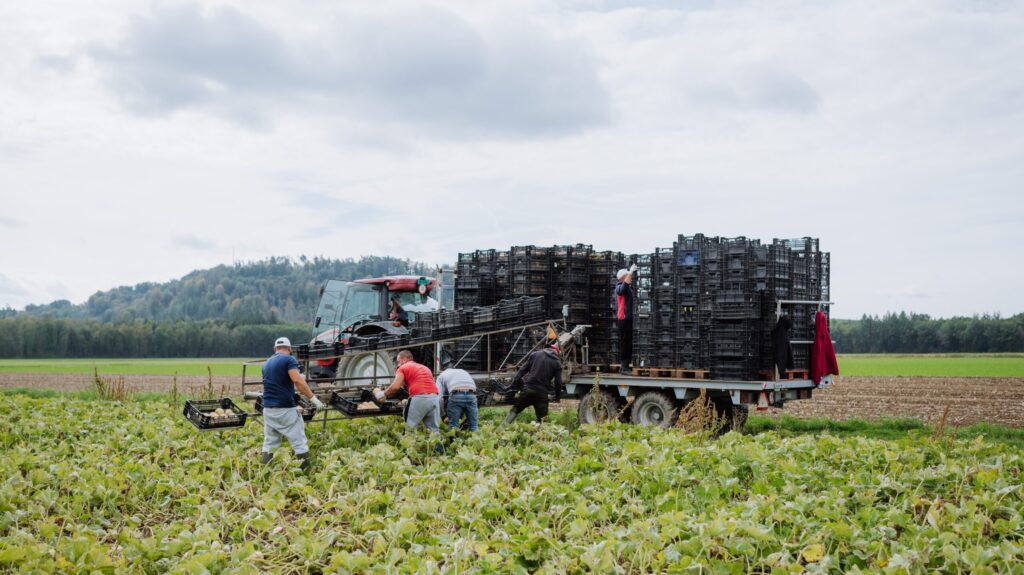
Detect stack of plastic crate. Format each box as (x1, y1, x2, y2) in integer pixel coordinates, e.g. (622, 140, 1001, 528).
(586, 250, 625, 365)
(550, 244, 592, 325)
(650, 247, 677, 367)
(672, 234, 710, 370)
(631, 253, 655, 367)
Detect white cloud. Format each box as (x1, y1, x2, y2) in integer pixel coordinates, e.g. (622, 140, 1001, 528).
(0, 0, 1021, 318)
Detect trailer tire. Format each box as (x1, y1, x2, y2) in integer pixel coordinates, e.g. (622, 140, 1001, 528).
(577, 388, 624, 424)
(618, 400, 634, 423)
(708, 398, 748, 434)
(630, 391, 679, 428)
(728, 403, 749, 433)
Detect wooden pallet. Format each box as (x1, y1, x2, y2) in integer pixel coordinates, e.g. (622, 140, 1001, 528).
(638, 367, 709, 380)
(758, 369, 810, 380)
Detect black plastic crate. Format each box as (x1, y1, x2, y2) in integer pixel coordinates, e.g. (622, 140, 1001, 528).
(709, 340, 758, 358)
(329, 391, 363, 415)
(652, 354, 676, 367)
(183, 398, 248, 431)
(255, 393, 317, 422)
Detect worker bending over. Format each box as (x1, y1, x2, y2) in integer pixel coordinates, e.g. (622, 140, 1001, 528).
(261, 337, 325, 470)
(378, 350, 441, 433)
(437, 366, 478, 432)
(502, 343, 563, 425)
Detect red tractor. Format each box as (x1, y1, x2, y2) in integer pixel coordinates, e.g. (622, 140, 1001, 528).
(306, 275, 449, 385)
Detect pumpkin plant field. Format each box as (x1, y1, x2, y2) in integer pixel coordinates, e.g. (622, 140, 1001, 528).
(3, 395, 1024, 574)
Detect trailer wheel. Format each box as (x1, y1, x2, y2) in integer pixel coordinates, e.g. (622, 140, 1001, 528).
(630, 391, 679, 428)
(618, 400, 634, 423)
(577, 388, 624, 424)
(726, 403, 749, 433)
(696, 397, 748, 435)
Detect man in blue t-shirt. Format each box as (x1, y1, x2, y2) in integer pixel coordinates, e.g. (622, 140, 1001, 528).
(261, 337, 324, 470)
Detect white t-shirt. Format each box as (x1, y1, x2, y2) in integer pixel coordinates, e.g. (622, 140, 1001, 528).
(436, 368, 477, 395)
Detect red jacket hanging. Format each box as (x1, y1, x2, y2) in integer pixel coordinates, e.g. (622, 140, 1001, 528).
(810, 310, 839, 385)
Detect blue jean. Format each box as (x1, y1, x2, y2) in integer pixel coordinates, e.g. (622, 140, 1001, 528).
(446, 392, 478, 432)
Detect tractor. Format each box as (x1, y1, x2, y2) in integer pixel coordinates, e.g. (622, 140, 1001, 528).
(306, 275, 448, 386)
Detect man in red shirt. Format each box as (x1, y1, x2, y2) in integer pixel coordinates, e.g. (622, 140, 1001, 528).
(380, 349, 441, 433)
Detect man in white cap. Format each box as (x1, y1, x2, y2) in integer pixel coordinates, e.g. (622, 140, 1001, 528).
(260, 337, 324, 470)
(615, 264, 638, 374)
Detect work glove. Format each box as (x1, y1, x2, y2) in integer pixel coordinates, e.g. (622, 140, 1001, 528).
(373, 388, 386, 401)
(310, 396, 325, 411)
(629, 263, 638, 273)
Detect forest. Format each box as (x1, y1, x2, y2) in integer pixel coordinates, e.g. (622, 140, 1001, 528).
(1, 257, 1020, 357)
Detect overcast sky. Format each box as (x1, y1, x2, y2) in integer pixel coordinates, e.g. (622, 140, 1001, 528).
(1, 0, 1022, 319)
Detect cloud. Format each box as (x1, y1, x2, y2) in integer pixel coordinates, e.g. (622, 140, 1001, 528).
(0, 216, 24, 228)
(36, 54, 78, 73)
(174, 234, 218, 251)
(0, 273, 28, 308)
(684, 63, 822, 115)
(88, 2, 609, 138)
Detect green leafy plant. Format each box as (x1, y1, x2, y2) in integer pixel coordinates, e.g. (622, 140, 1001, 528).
(0, 394, 1021, 573)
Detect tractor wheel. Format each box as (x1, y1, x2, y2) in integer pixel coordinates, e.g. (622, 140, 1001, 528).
(577, 388, 624, 424)
(337, 352, 394, 388)
(630, 391, 680, 428)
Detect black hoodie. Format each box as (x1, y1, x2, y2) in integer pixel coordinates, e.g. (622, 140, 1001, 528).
(771, 315, 795, 375)
(511, 348, 564, 397)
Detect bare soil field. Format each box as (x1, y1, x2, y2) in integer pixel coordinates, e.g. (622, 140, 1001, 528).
(765, 376, 1024, 427)
(3, 373, 1021, 427)
(0, 372, 239, 396)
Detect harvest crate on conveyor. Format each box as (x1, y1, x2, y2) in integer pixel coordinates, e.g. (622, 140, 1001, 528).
(254, 393, 317, 422)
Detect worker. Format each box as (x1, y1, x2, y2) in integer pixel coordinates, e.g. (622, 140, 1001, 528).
(437, 366, 478, 432)
(501, 343, 563, 425)
(377, 350, 440, 434)
(615, 263, 638, 374)
(260, 337, 325, 470)
(389, 296, 410, 328)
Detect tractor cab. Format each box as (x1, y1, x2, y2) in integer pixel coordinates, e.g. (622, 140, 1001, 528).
(311, 276, 440, 345)
(308, 275, 442, 385)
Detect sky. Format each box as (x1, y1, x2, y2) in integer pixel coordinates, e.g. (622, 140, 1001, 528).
(1, 0, 1022, 319)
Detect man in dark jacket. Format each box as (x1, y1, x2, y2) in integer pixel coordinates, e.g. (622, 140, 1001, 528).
(502, 343, 564, 425)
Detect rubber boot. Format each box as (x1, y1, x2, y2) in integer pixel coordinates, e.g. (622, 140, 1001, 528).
(260, 452, 273, 464)
(502, 409, 520, 427)
(296, 452, 310, 471)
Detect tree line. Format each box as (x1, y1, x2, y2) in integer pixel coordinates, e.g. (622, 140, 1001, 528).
(831, 312, 1024, 353)
(16, 255, 432, 324)
(0, 316, 309, 358)
(1, 311, 1020, 359)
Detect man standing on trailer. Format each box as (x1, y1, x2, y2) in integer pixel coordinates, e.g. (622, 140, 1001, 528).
(378, 350, 442, 434)
(502, 343, 563, 425)
(615, 264, 638, 374)
(437, 366, 479, 432)
(261, 337, 325, 470)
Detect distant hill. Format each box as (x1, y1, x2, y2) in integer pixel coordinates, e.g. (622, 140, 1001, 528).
(19, 256, 435, 324)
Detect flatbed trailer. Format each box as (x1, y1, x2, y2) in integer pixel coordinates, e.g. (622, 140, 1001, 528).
(564, 299, 834, 429)
(566, 371, 816, 429)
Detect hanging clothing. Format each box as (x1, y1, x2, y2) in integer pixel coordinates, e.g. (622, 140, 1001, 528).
(771, 315, 794, 376)
(810, 310, 839, 385)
